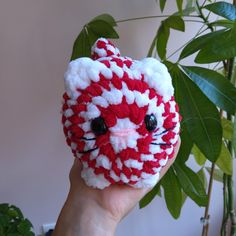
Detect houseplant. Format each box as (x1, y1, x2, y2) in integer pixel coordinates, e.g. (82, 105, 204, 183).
(69, 0, 236, 235)
(0, 203, 34, 236)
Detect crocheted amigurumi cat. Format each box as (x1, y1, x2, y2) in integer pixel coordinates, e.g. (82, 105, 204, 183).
(62, 38, 181, 189)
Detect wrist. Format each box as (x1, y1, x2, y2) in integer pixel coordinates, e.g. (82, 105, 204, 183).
(53, 189, 118, 236)
(76, 201, 118, 236)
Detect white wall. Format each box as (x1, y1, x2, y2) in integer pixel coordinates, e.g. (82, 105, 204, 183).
(0, 0, 235, 235)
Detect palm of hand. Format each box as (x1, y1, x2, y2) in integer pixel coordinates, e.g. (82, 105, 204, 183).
(69, 140, 180, 222)
(69, 159, 147, 221)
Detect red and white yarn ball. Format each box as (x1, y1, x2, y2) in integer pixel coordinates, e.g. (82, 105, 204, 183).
(62, 38, 181, 189)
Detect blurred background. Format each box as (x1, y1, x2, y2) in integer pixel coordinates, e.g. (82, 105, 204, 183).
(0, 0, 235, 235)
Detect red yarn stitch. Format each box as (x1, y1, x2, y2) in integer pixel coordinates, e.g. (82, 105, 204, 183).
(123, 59, 132, 68)
(97, 40, 106, 49)
(62, 38, 181, 188)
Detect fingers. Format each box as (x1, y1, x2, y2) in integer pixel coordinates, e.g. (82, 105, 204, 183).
(69, 138, 181, 192)
(69, 158, 83, 186)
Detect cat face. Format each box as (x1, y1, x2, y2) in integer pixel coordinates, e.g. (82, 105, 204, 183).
(62, 38, 181, 189)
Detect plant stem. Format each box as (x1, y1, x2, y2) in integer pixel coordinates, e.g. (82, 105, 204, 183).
(201, 163, 215, 236)
(115, 14, 200, 24)
(212, 61, 222, 71)
(168, 25, 208, 60)
(202, 0, 208, 6)
(197, 1, 236, 234)
(226, 56, 236, 236)
(116, 15, 171, 23)
(232, 64, 236, 87)
(221, 174, 229, 236)
(196, 0, 214, 32)
(228, 58, 235, 82)
(228, 57, 236, 236)
(167, 0, 212, 61)
(184, 20, 204, 23)
(228, 175, 236, 235)
(220, 57, 236, 236)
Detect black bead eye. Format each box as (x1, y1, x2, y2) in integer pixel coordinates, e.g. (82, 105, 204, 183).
(144, 114, 157, 132)
(91, 117, 108, 136)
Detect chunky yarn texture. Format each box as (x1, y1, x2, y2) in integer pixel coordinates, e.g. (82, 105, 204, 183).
(62, 38, 181, 189)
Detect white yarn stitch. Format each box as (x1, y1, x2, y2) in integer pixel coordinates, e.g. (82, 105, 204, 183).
(131, 58, 174, 102)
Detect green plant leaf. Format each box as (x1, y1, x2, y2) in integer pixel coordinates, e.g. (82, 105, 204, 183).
(0, 203, 9, 214)
(147, 34, 157, 57)
(216, 142, 232, 175)
(183, 7, 196, 15)
(10, 205, 24, 219)
(222, 118, 233, 141)
(179, 29, 226, 60)
(173, 6, 196, 16)
(0, 204, 34, 235)
(182, 66, 236, 114)
(175, 123, 193, 163)
(205, 167, 223, 183)
(167, 64, 222, 162)
(70, 14, 119, 61)
(90, 13, 117, 26)
(165, 16, 185, 31)
(197, 168, 207, 189)
(88, 20, 119, 39)
(17, 219, 32, 234)
(7, 234, 22, 236)
(87, 27, 100, 47)
(232, 62, 236, 86)
(160, 0, 167, 12)
(7, 209, 19, 218)
(209, 20, 235, 29)
(0, 214, 10, 227)
(156, 23, 170, 60)
(192, 145, 207, 166)
(174, 163, 208, 206)
(9, 223, 19, 233)
(70, 28, 91, 60)
(204, 2, 236, 21)
(195, 29, 236, 63)
(181, 192, 187, 206)
(233, 114, 236, 155)
(161, 167, 182, 219)
(165, 62, 193, 165)
(24, 219, 33, 229)
(156, 16, 184, 60)
(185, 0, 194, 9)
(0, 226, 4, 236)
(176, 0, 183, 14)
(26, 232, 35, 236)
(139, 182, 161, 208)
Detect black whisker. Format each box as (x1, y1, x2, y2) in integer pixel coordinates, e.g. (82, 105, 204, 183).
(78, 147, 98, 154)
(80, 137, 96, 141)
(154, 126, 176, 137)
(151, 142, 172, 146)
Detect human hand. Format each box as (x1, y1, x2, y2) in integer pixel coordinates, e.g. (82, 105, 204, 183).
(53, 139, 180, 236)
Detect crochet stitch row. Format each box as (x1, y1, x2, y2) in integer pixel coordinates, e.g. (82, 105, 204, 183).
(62, 38, 181, 189)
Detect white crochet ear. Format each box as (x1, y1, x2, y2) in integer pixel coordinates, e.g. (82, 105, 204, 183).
(131, 58, 174, 102)
(64, 57, 112, 99)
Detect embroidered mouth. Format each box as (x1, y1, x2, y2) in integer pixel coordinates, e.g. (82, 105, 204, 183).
(78, 147, 98, 154)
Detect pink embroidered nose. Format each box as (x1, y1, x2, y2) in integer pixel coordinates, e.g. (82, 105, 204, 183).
(111, 129, 136, 137)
